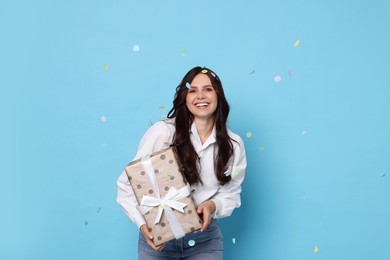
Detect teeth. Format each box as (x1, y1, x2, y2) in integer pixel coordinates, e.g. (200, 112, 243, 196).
(196, 103, 208, 107)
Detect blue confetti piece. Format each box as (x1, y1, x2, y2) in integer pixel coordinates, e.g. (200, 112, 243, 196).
(188, 240, 195, 246)
(380, 173, 386, 177)
(186, 82, 191, 89)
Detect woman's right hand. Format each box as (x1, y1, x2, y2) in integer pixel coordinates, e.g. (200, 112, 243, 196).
(139, 224, 166, 251)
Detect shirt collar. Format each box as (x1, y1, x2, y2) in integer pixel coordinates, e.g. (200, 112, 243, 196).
(190, 122, 216, 150)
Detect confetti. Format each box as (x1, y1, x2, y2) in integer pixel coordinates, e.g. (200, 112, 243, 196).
(104, 64, 108, 71)
(246, 132, 252, 138)
(294, 40, 300, 47)
(101, 116, 107, 123)
(259, 146, 266, 151)
(201, 69, 208, 74)
(181, 50, 187, 56)
(288, 70, 293, 77)
(300, 130, 307, 136)
(186, 82, 191, 88)
(232, 238, 236, 244)
(84, 221, 88, 226)
(274, 75, 282, 83)
(380, 173, 386, 177)
(234, 168, 240, 176)
(249, 70, 255, 74)
(224, 170, 231, 177)
(314, 245, 319, 253)
(188, 240, 195, 246)
(159, 106, 165, 109)
(97, 207, 101, 213)
(132, 44, 140, 52)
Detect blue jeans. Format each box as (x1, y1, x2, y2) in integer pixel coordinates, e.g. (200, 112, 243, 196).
(138, 219, 223, 260)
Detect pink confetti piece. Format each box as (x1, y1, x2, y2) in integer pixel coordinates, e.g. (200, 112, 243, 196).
(274, 75, 282, 83)
(101, 116, 107, 123)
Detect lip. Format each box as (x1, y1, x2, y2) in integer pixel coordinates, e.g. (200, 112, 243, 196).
(194, 102, 210, 107)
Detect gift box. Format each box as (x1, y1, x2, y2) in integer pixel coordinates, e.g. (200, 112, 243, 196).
(125, 147, 202, 246)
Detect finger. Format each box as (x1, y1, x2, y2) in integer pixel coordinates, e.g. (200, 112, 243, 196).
(200, 211, 211, 231)
(140, 225, 154, 240)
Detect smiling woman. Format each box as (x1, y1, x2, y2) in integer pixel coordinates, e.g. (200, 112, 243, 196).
(117, 66, 247, 259)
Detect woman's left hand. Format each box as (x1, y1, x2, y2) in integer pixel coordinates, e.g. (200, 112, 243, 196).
(196, 200, 216, 231)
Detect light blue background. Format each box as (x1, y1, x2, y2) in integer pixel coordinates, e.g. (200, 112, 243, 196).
(1, 0, 389, 259)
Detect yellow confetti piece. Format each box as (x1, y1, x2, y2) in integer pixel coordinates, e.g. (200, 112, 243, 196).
(159, 204, 165, 209)
(314, 245, 319, 253)
(104, 64, 108, 71)
(294, 40, 300, 47)
(246, 132, 252, 138)
(201, 69, 208, 74)
(259, 146, 266, 151)
(159, 106, 165, 109)
(181, 50, 187, 56)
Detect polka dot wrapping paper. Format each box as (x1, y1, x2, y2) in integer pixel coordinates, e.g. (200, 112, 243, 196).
(124, 147, 202, 246)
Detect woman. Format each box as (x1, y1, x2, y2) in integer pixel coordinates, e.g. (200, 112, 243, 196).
(117, 66, 247, 259)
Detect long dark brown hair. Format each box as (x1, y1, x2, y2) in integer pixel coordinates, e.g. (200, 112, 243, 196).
(167, 66, 234, 185)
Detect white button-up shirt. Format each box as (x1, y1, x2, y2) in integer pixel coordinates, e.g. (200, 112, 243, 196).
(116, 118, 247, 228)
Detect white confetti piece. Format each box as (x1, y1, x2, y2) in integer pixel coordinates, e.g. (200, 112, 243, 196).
(132, 44, 140, 52)
(300, 130, 307, 136)
(224, 170, 231, 177)
(274, 75, 282, 83)
(101, 116, 107, 123)
(232, 238, 236, 244)
(188, 240, 195, 246)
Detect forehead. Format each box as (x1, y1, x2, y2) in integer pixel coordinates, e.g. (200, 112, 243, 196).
(190, 73, 212, 86)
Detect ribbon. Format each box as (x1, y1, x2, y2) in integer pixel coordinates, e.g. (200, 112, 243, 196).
(137, 153, 189, 239)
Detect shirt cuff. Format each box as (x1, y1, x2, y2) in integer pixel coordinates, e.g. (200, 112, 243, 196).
(210, 197, 222, 218)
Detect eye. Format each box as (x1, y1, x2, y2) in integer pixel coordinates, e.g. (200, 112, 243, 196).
(188, 88, 196, 94)
(205, 87, 214, 92)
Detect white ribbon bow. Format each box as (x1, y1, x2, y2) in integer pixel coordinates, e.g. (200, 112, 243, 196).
(138, 185, 190, 224)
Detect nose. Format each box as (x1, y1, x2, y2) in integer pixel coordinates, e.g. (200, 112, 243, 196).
(196, 91, 205, 99)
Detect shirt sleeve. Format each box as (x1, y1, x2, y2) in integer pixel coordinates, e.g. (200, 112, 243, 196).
(116, 121, 173, 228)
(210, 135, 247, 218)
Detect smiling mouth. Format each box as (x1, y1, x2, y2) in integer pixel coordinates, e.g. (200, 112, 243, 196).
(195, 103, 209, 107)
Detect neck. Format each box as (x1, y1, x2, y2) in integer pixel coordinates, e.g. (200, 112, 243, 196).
(193, 117, 214, 145)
